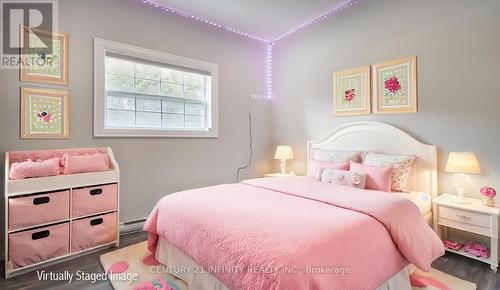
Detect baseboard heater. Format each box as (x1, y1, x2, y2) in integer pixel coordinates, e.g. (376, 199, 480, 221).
(120, 218, 147, 234)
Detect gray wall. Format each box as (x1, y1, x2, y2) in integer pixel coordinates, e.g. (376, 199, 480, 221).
(1, 0, 498, 223)
(0, 0, 272, 222)
(272, 0, 500, 198)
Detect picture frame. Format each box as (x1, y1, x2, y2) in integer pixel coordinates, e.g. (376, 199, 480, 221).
(333, 66, 371, 116)
(372, 56, 417, 114)
(21, 87, 70, 139)
(20, 26, 69, 86)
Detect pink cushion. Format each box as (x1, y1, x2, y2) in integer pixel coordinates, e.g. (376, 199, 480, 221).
(307, 159, 349, 178)
(349, 161, 393, 192)
(61, 153, 110, 175)
(9, 147, 108, 164)
(320, 169, 367, 189)
(9, 158, 61, 180)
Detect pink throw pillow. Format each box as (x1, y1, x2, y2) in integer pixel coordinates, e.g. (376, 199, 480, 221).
(320, 169, 367, 189)
(308, 159, 349, 179)
(9, 158, 61, 180)
(61, 153, 110, 175)
(349, 161, 393, 192)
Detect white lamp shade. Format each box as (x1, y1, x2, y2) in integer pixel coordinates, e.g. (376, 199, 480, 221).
(445, 152, 481, 174)
(274, 146, 294, 160)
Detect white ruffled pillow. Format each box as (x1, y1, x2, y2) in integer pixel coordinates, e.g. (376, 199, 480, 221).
(362, 152, 416, 192)
(312, 149, 362, 163)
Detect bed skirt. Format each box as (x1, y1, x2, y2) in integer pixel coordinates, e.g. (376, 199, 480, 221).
(155, 237, 412, 290)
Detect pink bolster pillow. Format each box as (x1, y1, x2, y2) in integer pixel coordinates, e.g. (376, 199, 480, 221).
(308, 159, 349, 179)
(9, 158, 61, 180)
(61, 153, 110, 175)
(349, 161, 393, 192)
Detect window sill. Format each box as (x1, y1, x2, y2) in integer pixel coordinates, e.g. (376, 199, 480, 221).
(94, 127, 218, 138)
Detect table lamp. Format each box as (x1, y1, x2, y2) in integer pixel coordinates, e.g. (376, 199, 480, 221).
(274, 146, 294, 174)
(445, 152, 481, 204)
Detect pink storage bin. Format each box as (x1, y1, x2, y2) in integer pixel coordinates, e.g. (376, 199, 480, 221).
(9, 190, 70, 231)
(9, 222, 69, 269)
(72, 184, 118, 218)
(71, 212, 117, 252)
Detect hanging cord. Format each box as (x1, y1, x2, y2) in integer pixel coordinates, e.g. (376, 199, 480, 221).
(236, 102, 253, 182)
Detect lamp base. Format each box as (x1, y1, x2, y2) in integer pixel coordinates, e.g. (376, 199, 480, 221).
(280, 159, 287, 175)
(453, 174, 470, 204)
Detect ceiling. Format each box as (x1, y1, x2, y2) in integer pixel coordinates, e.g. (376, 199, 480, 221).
(154, 0, 351, 41)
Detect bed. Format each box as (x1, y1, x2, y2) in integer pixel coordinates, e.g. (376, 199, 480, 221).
(144, 121, 443, 290)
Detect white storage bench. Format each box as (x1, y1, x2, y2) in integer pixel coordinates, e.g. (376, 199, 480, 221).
(3, 147, 120, 278)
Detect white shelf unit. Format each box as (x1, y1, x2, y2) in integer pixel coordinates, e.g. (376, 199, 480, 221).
(3, 147, 120, 278)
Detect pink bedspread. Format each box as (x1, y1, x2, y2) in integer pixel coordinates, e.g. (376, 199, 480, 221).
(144, 177, 444, 290)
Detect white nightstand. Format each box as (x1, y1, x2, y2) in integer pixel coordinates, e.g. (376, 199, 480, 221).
(432, 193, 499, 271)
(264, 173, 296, 178)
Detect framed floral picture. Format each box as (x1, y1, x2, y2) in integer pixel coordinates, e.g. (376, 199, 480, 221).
(372, 56, 417, 114)
(333, 66, 371, 116)
(21, 87, 70, 139)
(20, 27, 69, 86)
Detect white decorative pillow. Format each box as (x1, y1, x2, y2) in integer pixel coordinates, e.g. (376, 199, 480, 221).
(362, 152, 416, 192)
(320, 169, 367, 189)
(312, 149, 362, 163)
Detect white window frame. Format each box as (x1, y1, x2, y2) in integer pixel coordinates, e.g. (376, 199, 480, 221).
(94, 38, 218, 137)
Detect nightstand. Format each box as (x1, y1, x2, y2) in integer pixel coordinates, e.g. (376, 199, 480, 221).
(264, 173, 296, 178)
(433, 194, 500, 271)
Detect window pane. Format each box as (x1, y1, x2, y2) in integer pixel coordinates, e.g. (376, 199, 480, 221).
(162, 99, 184, 114)
(107, 110, 135, 127)
(106, 74, 134, 92)
(101, 50, 214, 136)
(184, 72, 205, 87)
(137, 112, 161, 127)
(161, 82, 182, 97)
(107, 95, 135, 110)
(183, 85, 204, 100)
(135, 78, 160, 95)
(106, 57, 134, 77)
(185, 114, 204, 128)
(135, 63, 160, 80)
(185, 102, 204, 115)
(162, 114, 184, 128)
(137, 97, 161, 112)
(161, 68, 182, 83)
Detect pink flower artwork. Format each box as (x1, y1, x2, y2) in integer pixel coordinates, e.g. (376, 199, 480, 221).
(37, 111, 52, 123)
(344, 88, 356, 103)
(480, 186, 496, 198)
(384, 76, 401, 93)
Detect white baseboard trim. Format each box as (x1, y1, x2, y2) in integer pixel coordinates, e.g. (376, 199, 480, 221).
(119, 218, 147, 234)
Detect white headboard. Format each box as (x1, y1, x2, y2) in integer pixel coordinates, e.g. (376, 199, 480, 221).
(307, 121, 438, 197)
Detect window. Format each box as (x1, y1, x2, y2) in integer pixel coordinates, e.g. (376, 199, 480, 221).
(94, 39, 218, 137)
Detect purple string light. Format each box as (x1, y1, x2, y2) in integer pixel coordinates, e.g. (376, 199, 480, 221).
(138, 0, 359, 100)
(250, 42, 273, 101)
(266, 42, 273, 99)
(139, 0, 267, 43)
(273, 0, 358, 42)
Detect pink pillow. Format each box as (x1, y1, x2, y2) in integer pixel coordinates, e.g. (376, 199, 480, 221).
(61, 153, 110, 175)
(349, 161, 393, 192)
(320, 169, 367, 189)
(308, 159, 349, 179)
(9, 158, 60, 180)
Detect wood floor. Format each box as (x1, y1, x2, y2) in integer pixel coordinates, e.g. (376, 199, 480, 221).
(433, 251, 500, 290)
(0, 231, 498, 290)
